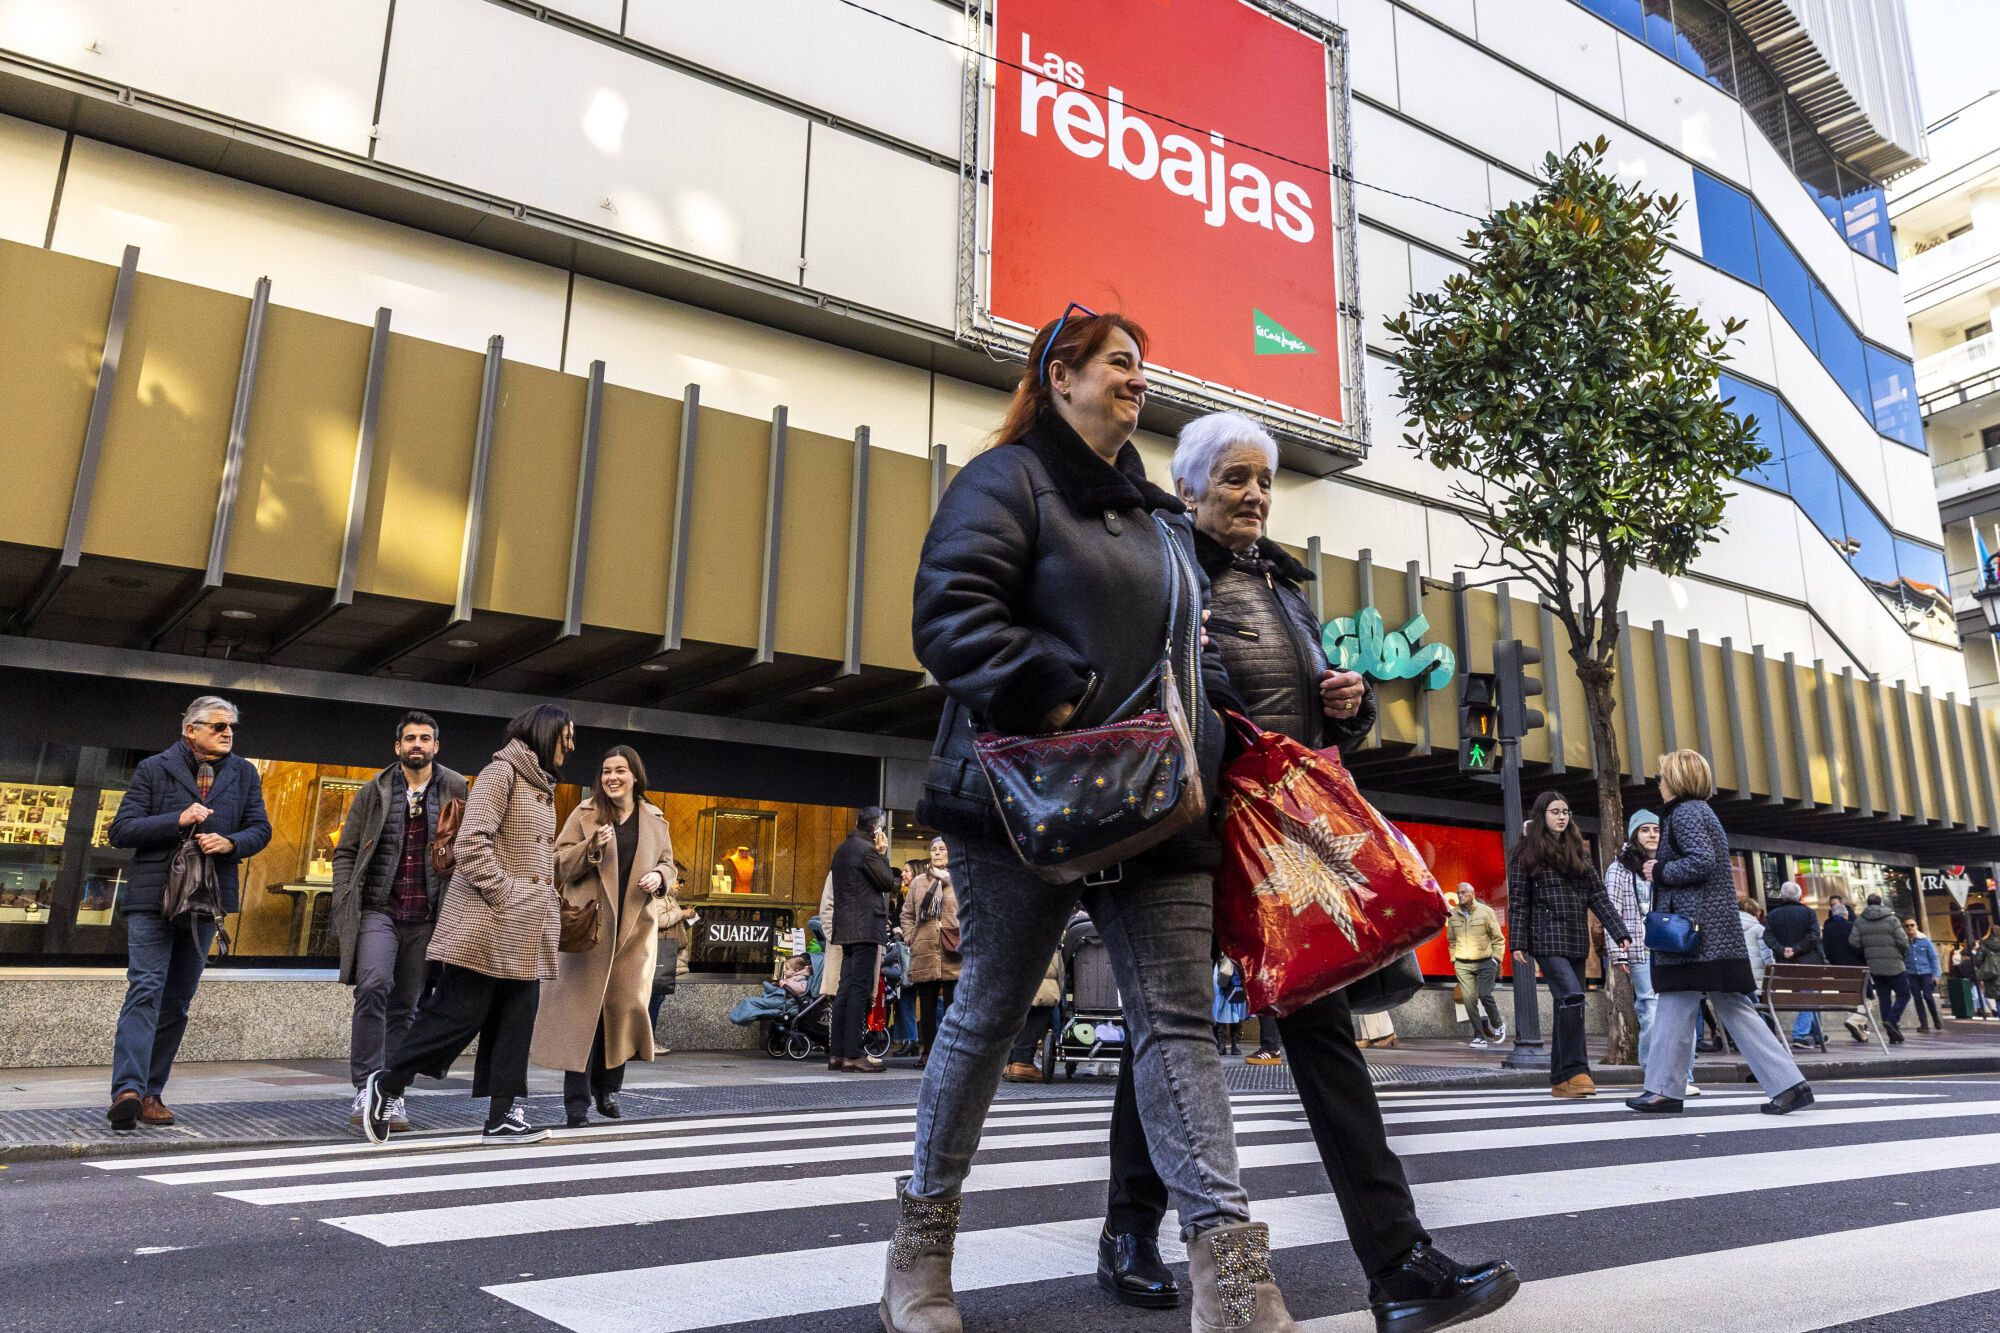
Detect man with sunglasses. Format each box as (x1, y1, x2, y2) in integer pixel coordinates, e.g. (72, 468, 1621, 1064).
(105, 694, 270, 1130)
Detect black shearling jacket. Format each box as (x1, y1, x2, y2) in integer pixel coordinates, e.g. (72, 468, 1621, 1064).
(912, 411, 1238, 860)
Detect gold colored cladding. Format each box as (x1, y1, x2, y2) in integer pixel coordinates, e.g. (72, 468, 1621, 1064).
(579, 383, 679, 636)
(473, 360, 586, 622)
(858, 447, 933, 671)
(0, 242, 116, 550)
(86, 273, 247, 569)
(356, 333, 485, 606)
(774, 423, 853, 662)
(676, 407, 769, 649)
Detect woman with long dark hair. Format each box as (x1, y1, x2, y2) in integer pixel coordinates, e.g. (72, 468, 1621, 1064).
(535, 745, 677, 1126)
(362, 703, 572, 1145)
(886, 309, 1301, 1333)
(1507, 790, 1631, 1099)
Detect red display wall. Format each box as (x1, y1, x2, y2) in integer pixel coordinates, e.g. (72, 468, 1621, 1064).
(1392, 819, 1511, 979)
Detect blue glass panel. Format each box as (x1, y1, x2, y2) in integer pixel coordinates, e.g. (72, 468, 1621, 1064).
(1840, 183, 1895, 269)
(1866, 344, 1925, 452)
(1894, 538, 1948, 595)
(1717, 374, 1785, 491)
(1837, 478, 1898, 587)
(1810, 282, 1870, 418)
(1671, 0, 1735, 94)
(1692, 170, 1759, 283)
(1576, 0, 1645, 38)
(1780, 405, 1843, 544)
(1641, 0, 1678, 58)
(1754, 211, 1817, 348)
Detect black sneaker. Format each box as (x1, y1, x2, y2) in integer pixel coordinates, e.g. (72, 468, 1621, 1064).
(360, 1070, 393, 1146)
(1369, 1243, 1520, 1333)
(483, 1107, 550, 1145)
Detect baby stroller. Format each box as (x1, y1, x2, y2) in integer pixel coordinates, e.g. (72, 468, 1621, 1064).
(1047, 910, 1126, 1079)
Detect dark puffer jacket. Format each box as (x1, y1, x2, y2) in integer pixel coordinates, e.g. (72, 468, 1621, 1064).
(1849, 903, 1910, 976)
(1194, 530, 1376, 751)
(1651, 796, 1755, 994)
(912, 411, 1237, 862)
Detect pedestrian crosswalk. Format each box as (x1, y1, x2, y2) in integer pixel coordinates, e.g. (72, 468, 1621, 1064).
(82, 1079, 2000, 1331)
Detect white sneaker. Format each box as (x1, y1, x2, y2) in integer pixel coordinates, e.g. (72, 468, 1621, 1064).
(349, 1087, 366, 1126)
(1683, 1083, 1702, 1098)
(1491, 1024, 1507, 1043)
(1468, 1037, 1489, 1049)
(386, 1096, 410, 1131)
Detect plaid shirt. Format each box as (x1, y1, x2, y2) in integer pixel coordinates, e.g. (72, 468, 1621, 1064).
(1603, 859, 1650, 967)
(387, 783, 431, 923)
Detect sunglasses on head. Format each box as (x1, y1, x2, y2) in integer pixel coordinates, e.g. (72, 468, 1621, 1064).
(1037, 302, 1098, 385)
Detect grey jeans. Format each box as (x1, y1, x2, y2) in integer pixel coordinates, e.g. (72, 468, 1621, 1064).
(1645, 990, 1804, 1097)
(908, 838, 1250, 1240)
(350, 910, 433, 1087)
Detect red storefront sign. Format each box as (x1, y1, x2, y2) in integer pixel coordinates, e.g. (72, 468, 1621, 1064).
(987, 0, 1346, 422)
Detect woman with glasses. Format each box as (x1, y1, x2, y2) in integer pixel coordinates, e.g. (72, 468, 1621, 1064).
(883, 307, 1302, 1333)
(1507, 790, 1632, 1099)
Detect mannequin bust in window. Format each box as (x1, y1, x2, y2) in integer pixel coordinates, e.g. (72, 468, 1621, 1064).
(726, 846, 756, 894)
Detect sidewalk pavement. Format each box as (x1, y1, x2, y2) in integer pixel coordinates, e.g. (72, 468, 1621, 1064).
(5, 1014, 1997, 1162)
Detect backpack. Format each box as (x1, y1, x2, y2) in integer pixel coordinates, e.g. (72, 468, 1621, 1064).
(163, 832, 232, 957)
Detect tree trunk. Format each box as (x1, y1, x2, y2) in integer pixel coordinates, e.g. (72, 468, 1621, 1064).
(1575, 653, 1640, 1067)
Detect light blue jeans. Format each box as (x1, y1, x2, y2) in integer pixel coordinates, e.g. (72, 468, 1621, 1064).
(908, 838, 1249, 1239)
(1630, 959, 1658, 1069)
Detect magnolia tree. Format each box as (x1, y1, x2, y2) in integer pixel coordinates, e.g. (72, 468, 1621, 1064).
(1386, 139, 1766, 1065)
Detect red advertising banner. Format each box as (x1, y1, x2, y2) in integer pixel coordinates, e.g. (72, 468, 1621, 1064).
(988, 0, 1345, 422)
(1392, 819, 1512, 980)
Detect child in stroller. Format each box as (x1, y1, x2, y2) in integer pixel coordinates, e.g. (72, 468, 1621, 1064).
(729, 915, 891, 1062)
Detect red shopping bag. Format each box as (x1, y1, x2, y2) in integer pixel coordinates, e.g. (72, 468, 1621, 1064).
(1214, 714, 1450, 1016)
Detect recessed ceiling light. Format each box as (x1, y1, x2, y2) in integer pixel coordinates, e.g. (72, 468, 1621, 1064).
(640, 663, 670, 672)
(103, 574, 145, 590)
(382, 668, 412, 678)
(809, 685, 836, 694)
(219, 609, 258, 620)
(445, 638, 480, 649)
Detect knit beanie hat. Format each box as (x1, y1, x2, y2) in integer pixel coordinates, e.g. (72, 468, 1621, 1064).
(1627, 809, 1659, 838)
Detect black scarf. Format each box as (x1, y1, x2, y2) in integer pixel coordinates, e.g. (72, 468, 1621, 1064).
(1014, 409, 1183, 517)
(1191, 527, 1316, 586)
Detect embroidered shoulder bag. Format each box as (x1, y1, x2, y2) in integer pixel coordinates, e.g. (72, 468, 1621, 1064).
(971, 515, 1206, 884)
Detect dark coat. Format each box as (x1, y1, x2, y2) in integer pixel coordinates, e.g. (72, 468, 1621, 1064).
(1650, 796, 1755, 994)
(1849, 904, 1910, 976)
(1763, 901, 1823, 964)
(108, 742, 272, 915)
(1505, 860, 1627, 960)
(330, 763, 470, 985)
(911, 411, 1238, 863)
(1822, 912, 1863, 966)
(829, 831, 897, 947)
(1193, 530, 1377, 751)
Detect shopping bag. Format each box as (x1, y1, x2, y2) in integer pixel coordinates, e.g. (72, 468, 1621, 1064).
(1214, 714, 1449, 1016)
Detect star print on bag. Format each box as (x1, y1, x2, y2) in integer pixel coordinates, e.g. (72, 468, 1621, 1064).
(1254, 813, 1365, 946)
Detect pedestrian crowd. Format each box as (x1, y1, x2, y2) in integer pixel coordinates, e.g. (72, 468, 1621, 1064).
(99, 304, 1995, 1333)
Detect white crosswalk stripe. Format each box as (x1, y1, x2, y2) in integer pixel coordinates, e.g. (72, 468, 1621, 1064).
(93, 1079, 2000, 1332)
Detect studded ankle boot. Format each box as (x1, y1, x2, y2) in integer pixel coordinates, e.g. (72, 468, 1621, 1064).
(879, 1183, 962, 1333)
(1187, 1221, 1298, 1333)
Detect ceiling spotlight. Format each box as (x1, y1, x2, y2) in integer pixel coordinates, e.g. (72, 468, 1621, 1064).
(809, 685, 837, 694)
(640, 663, 670, 672)
(219, 609, 258, 620)
(445, 638, 480, 649)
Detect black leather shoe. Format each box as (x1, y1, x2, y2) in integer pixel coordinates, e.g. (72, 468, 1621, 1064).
(1624, 1092, 1684, 1114)
(564, 1105, 589, 1129)
(595, 1094, 622, 1119)
(1761, 1082, 1815, 1116)
(1096, 1229, 1181, 1309)
(1369, 1243, 1520, 1333)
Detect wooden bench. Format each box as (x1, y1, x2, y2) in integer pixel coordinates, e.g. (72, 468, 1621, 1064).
(1759, 963, 1887, 1054)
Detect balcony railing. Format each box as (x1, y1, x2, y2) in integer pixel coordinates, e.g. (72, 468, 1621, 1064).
(1916, 331, 2000, 396)
(1902, 229, 2000, 291)
(1935, 444, 2000, 491)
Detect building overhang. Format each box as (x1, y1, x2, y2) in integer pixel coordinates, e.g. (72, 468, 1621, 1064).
(1725, 0, 1927, 180)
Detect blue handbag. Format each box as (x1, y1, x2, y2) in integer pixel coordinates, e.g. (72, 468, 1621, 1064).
(1643, 906, 1702, 955)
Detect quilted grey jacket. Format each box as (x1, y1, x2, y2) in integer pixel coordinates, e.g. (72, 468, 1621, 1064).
(1651, 796, 1755, 994)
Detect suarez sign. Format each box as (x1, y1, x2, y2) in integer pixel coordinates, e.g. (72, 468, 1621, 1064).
(979, 0, 1356, 435)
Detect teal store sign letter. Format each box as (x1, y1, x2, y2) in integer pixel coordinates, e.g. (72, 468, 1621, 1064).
(1322, 606, 1456, 691)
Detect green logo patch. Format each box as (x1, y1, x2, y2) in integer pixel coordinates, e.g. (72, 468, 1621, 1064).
(1253, 309, 1316, 356)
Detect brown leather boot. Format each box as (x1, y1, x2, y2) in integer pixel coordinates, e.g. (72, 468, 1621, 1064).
(1188, 1221, 1298, 1332)
(139, 1096, 176, 1126)
(879, 1184, 962, 1333)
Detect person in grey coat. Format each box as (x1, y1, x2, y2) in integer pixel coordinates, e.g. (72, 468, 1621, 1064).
(1627, 750, 1812, 1117)
(330, 711, 469, 1128)
(1849, 893, 1912, 1043)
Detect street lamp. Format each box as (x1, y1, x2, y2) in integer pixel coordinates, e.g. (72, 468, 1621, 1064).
(1977, 554, 2000, 633)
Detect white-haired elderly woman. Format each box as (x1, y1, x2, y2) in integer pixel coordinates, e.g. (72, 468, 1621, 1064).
(1093, 411, 1520, 1331)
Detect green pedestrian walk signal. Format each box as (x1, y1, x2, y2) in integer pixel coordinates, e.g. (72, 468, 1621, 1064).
(1458, 672, 1499, 773)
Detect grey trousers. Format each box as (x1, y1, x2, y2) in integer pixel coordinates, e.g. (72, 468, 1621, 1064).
(1645, 989, 1804, 1098)
(350, 911, 433, 1087)
(908, 839, 1250, 1239)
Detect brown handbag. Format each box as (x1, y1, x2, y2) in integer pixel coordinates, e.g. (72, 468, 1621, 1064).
(559, 891, 601, 953)
(430, 796, 465, 877)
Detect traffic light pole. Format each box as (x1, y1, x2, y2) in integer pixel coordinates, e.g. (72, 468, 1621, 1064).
(1497, 724, 1549, 1071)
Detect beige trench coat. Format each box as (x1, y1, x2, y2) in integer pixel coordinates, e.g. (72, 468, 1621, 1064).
(901, 871, 962, 984)
(428, 741, 560, 982)
(531, 798, 676, 1073)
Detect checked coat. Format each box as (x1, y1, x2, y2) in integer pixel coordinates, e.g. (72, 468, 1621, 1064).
(1506, 861, 1629, 961)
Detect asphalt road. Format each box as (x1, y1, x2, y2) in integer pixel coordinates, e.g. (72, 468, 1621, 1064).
(4, 1075, 2000, 1332)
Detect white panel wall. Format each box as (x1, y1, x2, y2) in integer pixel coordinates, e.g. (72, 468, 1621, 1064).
(1689, 485, 1808, 603)
(545, 0, 621, 31)
(1276, 480, 1428, 572)
(1339, 0, 1402, 107)
(1394, 12, 1558, 173)
(1487, 163, 1540, 210)
(931, 374, 1010, 468)
(803, 127, 956, 328)
(1614, 32, 1749, 186)
(0, 0, 384, 154)
(1349, 102, 1489, 252)
(1355, 224, 1412, 338)
(1477, 0, 1624, 119)
(1882, 443, 1945, 542)
(1744, 600, 1817, 662)
(1742, 124, 1861, 315)
(376, 0, 809, 285)
(1399, 0, 1477, 38)
(0, 113, 62, 246)
(1554, 96, 1698, 215)
(1797, 526, 1900, 667)
(1853, 253, 1912, 355)
(1664, 250, 1777, 386)
(562, 276, 932, 453)
(51, 139, 570, 365)
(1407, 244, 1465, 301)
(1621, 568, 1754, 648)
(1914, 640, 1972, 696)
(625, 0, 964, 160)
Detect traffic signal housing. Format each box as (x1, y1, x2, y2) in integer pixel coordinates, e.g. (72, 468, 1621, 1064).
(1458, 671, 1499, 773)
(1494, 639, 1545, 739)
